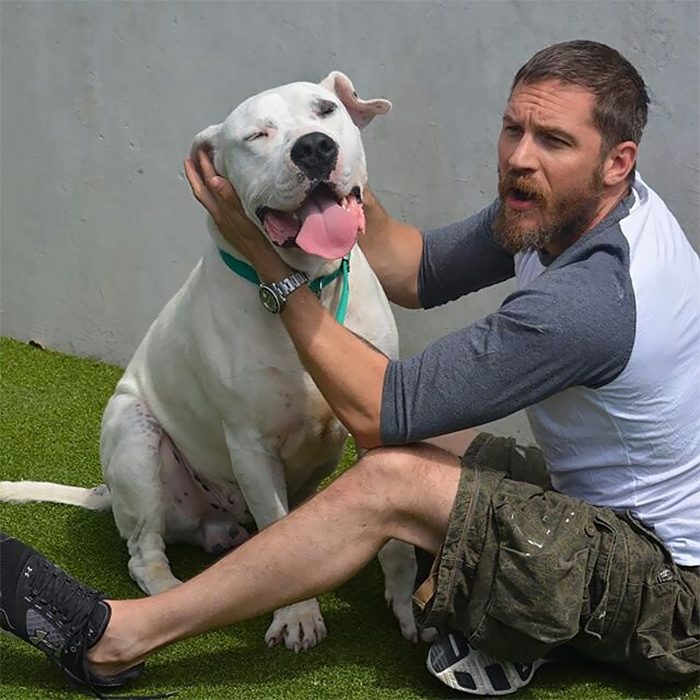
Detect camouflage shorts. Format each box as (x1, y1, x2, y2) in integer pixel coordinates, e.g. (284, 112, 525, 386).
(413, 432, 700, 684)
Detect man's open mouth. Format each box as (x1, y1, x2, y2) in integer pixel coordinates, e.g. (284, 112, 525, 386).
(256, 184, 364, 260)
(510, 186, 538, 203)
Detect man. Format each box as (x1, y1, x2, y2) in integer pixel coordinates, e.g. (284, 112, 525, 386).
(2, 40, 699, 696)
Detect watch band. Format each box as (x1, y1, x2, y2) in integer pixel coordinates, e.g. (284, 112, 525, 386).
(273, 271, 310, 298)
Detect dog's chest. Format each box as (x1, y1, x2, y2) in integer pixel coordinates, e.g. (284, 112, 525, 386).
(139, 250, 392, 516)
(248, 366, 347, 464)
(184, 346, 346, 487)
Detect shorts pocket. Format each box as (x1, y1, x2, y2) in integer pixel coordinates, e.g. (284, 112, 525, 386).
(469, 497, 592, 661)
(487, 545, 589, 658)
(632, 585, 700, 682)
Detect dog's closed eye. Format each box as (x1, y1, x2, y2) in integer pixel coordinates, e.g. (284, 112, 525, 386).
(315, 99, 337, 117)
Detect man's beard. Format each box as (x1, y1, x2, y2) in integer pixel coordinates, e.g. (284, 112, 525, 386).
(493, 166, 604, 255)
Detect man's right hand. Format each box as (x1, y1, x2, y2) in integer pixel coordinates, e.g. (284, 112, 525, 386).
(358, 187, 424, 309)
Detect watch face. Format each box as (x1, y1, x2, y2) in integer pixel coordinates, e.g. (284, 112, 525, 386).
(259, 285, 282, 313)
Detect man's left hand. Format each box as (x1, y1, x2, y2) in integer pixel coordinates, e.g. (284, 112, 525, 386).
(184, 150, 278, 266)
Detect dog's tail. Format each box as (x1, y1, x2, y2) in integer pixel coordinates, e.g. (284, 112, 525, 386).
(0, 481, 112, 511)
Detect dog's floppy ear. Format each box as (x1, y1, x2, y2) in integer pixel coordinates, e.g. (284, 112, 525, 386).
(320, 71, 391, 129)
(190, 123, 227, 178)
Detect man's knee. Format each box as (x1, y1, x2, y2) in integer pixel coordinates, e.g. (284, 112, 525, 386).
(352, 444, 461, 516)
(315, 447, 413, 529)
(355, 443, 441, 488)
(342, 446, 417, 505)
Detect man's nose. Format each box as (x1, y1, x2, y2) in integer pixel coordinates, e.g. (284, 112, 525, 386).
(505, 134, 538, 172)
(291, 132, 339, 180)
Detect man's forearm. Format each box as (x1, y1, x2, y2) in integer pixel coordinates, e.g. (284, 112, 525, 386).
(359, 188, 424, 309)
(246, 243, 385, 447)
(278, 286, 388, 449)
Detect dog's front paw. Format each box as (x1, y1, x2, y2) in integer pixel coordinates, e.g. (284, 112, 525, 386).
(264, 599, 327, 652)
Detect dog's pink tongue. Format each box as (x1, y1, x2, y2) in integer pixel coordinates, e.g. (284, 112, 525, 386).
(296, 188, 359, 259)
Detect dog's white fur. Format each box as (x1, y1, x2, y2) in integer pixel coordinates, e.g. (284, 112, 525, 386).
(0, 72, 430, 650)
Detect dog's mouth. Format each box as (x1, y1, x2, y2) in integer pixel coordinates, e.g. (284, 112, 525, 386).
(255, 184, 364, 260)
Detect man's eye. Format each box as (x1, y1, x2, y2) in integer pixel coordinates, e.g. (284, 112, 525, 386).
(244, 131, 267, 142)
(544, 134, 568, 146)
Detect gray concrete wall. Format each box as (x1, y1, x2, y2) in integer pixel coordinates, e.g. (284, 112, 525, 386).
(2, 0, 698, 441)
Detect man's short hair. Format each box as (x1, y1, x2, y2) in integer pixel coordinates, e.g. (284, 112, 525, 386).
(512, 40, 650, 157)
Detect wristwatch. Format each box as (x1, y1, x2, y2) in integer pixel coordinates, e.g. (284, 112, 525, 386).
(259, 271, 310, 313)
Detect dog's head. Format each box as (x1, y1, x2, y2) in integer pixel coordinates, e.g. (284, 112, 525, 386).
(191, 72, 391, 264)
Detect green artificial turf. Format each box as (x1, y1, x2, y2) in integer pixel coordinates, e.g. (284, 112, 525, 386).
(1, 336, 698, 700)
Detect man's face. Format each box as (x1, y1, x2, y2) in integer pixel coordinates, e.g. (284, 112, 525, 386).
(494, 79, 607, 255)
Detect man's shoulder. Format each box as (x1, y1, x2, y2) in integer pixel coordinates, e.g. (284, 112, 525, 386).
(505, 241, 637, 378)
(419, 198, 514, 308)
(516, 218, 632, 306)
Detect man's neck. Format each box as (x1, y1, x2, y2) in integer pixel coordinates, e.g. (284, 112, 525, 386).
(543, 182, 631, 257)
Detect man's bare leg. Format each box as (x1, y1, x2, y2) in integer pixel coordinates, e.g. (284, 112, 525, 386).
(87, 443, 463, 675)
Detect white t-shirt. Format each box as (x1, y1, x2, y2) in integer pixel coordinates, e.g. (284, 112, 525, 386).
(383, 174, 700, 565)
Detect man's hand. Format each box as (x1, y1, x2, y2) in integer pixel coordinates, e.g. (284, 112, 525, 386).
(184, 151, 283, 273)
(357, 186, 423, 309)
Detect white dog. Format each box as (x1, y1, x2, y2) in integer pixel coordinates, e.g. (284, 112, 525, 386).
(0, 72, 429, 651)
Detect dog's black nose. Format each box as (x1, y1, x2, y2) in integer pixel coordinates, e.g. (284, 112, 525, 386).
(291, 132, 338, 180)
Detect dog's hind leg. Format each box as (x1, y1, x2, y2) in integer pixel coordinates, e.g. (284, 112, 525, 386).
(100, 393, 181, 595)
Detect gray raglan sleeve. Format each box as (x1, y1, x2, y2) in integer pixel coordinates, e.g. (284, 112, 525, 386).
(380, 253, 635, 444)
(418, 200, 515, 308)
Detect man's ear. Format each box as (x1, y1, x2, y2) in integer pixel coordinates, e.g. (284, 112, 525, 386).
(190, 123, 226, 178)
(320, 71, 391, 129)
(602, 141, 638, 187)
